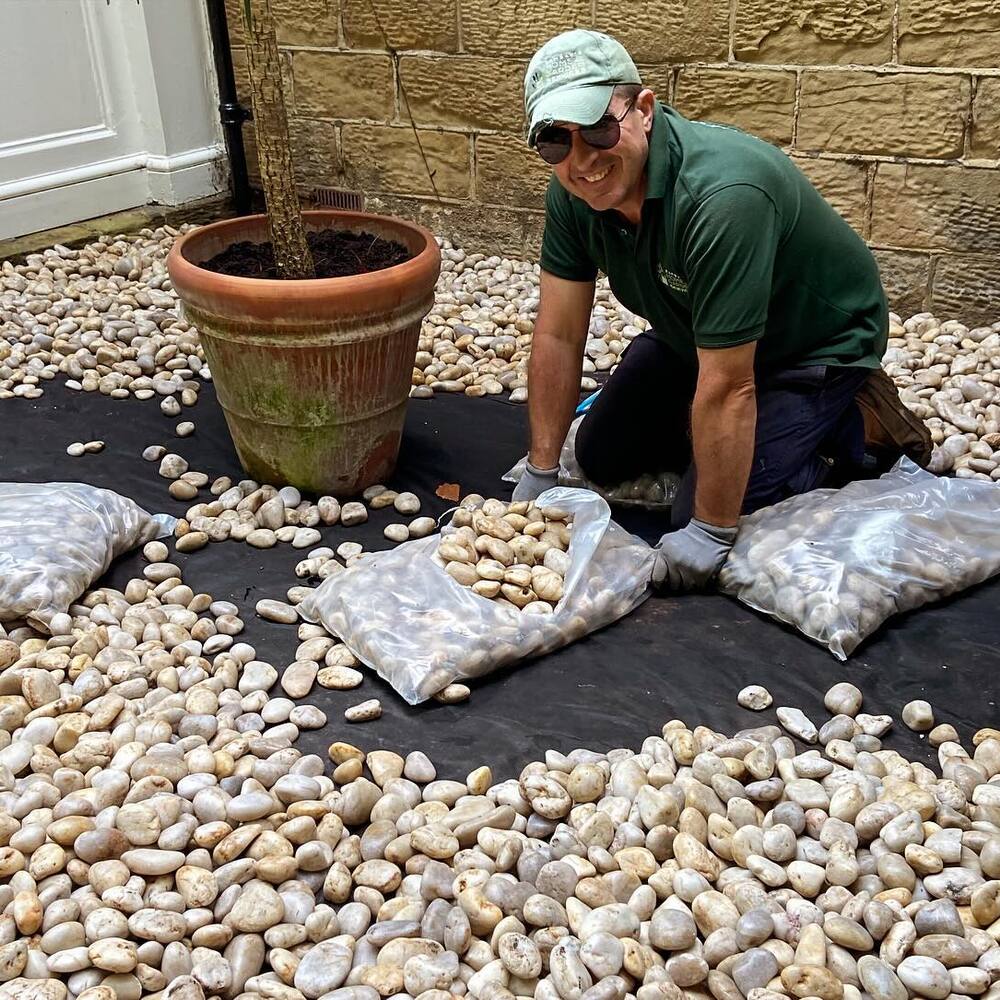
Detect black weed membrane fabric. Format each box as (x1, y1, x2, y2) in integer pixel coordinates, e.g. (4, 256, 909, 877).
(2, 383, 997, 779)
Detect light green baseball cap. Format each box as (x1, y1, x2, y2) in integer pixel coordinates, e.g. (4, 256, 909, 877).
(524, 29, 641, 147)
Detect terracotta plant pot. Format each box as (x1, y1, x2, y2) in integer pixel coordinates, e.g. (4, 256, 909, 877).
(167, 210, 441, 495)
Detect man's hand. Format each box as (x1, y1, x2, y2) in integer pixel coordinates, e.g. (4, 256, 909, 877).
(512, 461, 560, 502)
(652, 518, 739, 592)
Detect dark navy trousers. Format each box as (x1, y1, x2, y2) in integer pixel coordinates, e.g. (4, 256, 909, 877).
(575, 332, 869, 528)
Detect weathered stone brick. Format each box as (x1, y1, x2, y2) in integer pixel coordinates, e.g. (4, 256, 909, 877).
(871, 163, 1000, 253)
(791, 157, 869, 235)
(292, 52, 394, 121)
(367, 193, 546, 258)
(246, 120, 343, 202)
(871, 249, 931, 318)
(898, 0, 1000, 67)
(797, 72, 970, 158)
(399, 57, 526, 132)
(598, 0, 729, 62)
(734, 0, 892, 64)
(674, 68, 796, 147)
(476, 134, 551, 209)
(342, 0, 457, 52)
(340, 125, 471, 199)
(525, 222, 544, 259)
(225, 0, 244, 45)
(272, 0, 339, 46)
(637, 66, 675, 104)
(461, 0, 591, 56)
(288, 118, 341, 187)
(970, 78, 1000, 160)
(227, 0, 338, 47)
(277, 50, 298, 109)
(231, 47, 296, 117)
(930, 253, 1000, 327)
(232, 46, 251, 106)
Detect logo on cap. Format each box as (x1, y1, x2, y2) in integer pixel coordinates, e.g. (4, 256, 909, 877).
(528, 50, 586, 90)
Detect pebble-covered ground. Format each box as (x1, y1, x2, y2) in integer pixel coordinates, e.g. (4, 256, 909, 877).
(3, 229, 999, 474)
(1, 229, 1000, 1000)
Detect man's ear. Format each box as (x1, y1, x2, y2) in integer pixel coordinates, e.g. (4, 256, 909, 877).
(637, 87, 657, 133)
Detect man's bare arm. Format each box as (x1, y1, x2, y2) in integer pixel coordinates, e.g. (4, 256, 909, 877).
(526, 270, 596, 469)
(690, 342, 758, 527)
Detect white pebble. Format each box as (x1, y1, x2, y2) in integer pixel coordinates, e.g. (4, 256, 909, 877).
(902, 699, 935, 732)
(409, 516, 437, 538)
(738, 685, 772, 710)
(341, 502, 368, 526)
(776, 706, 818, 743)
(394, 492, 421, 515)
(345, 699, 382, 722)
(292, 527, 322, 549)
(337, 541, 363, 560)
(158, 453, 188, 479)
(256, 599, 299, 624)
(143, 541, 169, 562)
(824, 682, 863, 716)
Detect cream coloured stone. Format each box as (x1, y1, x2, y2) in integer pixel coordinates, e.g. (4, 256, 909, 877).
(738, 686, 773, 710)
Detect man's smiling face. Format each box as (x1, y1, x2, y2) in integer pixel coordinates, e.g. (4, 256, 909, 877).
(551, 87, 657, 214)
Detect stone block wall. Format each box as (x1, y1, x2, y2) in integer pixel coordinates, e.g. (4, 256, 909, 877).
(227, 0, 1000, 323)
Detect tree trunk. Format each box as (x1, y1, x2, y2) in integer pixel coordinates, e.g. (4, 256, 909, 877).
(241, 0, 315, 279)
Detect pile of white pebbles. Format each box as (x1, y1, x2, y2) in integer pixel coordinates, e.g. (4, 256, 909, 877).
(2, 570, 1000, 1000)
(886, 315, 1000, 480)
(0, 230, 633, 409)
(411, 244, 638, 402)
(0, 228, 205, 403)
(4, 228, 1000, 486)
(143, 467, 427, 555)
(435, 499, 572, 613)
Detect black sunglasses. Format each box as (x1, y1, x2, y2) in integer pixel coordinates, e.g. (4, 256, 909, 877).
(534, 97, 637, 166)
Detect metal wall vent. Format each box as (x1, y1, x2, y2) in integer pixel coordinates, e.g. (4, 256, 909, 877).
(306, 187, 365, 211)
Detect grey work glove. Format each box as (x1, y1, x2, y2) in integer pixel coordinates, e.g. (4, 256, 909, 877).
(651, 518, 739, 592)
(511, 460, 560, 502)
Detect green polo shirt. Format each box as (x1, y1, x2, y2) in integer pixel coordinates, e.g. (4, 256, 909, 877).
(540, 103, 888, 373)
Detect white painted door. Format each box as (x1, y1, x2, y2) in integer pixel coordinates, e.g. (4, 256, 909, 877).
(0, 0, 226, 241)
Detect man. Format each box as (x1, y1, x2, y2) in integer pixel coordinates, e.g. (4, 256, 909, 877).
(512, 29, 930, 591)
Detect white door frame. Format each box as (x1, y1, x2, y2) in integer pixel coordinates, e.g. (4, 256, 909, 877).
(0, 0, 227, 240)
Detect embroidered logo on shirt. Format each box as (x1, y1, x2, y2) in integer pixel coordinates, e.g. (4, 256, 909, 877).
(658, 263, 688, 294)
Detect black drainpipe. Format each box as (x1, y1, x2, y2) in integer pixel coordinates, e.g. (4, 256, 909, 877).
(205, 0, 253, 215)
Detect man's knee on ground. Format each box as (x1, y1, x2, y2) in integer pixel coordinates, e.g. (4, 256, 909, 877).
(574, 420, 624, 487)
(741, 452, 830, 516)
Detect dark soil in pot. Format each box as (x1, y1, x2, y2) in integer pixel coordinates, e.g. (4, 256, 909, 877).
(200, 228, 412, 279)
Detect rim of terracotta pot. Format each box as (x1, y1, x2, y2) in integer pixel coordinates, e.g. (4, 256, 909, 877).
(166, 209, 441, 318)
